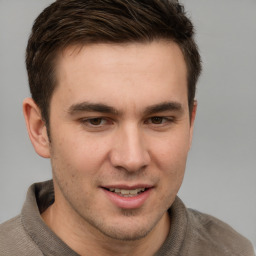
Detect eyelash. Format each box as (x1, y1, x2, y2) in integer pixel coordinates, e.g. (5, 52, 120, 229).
(80, 117, 112, 127)
(145, 116, 174, 125)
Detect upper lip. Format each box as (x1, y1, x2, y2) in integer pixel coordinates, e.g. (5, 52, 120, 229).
(101, 184, 154, 190)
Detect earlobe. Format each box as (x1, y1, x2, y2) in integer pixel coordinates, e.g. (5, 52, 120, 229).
(23, 98, 50, 158)
(189, 100, 197, 149)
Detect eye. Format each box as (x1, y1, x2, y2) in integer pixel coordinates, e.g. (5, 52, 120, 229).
(88, 118, 105, 126)
(144, 116, 175, 127)
(147, 116, 170, 124)
(80, 117, 111, 127)
(78, 117, 115, 132)
(150, 117, 164, 124)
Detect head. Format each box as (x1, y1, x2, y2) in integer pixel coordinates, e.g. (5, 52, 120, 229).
(23, 0, 201, 249)
(26, 0, 201, 132)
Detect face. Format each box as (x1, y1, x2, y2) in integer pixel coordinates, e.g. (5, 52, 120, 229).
(45, 41, 196, 241)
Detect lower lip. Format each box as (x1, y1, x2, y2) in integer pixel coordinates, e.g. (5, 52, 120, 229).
(102, 188, 152, 209)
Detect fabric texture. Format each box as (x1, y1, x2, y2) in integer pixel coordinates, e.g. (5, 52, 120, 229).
(0, 180, 254, 256)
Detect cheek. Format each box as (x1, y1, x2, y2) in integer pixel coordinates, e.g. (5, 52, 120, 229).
(50, 131, 110, 177)
(150, 130, 190, 200)
(150, 129, 191, 170)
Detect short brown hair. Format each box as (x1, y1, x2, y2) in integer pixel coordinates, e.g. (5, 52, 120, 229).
(26, 0, 201, 126)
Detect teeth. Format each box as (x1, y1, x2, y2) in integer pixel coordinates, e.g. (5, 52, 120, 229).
(121, 189, 130, 195)
(108, 188, 146, 196)
(129, 189, 138, 195)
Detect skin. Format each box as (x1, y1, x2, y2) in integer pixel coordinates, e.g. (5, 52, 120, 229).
(23, 40, 196, 256)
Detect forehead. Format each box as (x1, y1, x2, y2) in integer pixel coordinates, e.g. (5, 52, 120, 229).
(52, 41, 188, 112)
(57, 41, 187, 77)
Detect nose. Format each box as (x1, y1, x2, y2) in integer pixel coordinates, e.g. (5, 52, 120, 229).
(109, 124, 150, 172)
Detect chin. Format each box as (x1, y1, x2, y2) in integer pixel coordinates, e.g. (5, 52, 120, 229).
(100, 225, 153, 242)
(91, 212, 159, 242)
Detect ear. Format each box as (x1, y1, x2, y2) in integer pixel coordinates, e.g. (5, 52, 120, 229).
(189, 100, 197, 149)
(23, 98, 50, 158)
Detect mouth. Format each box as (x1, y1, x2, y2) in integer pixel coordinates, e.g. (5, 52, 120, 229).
(103, 187, 148, 197)
(101, 185, 153, 209)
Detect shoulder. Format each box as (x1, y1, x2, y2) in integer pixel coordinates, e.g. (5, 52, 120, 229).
(0, 215, 43, 256)
(185, 208, 255, 256)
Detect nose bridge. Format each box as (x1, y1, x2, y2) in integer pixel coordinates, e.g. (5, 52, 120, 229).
(110, 123, 150, 172)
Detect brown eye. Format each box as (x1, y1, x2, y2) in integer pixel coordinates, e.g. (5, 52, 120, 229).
(89, 118, 103, 125)
(151, 117, 163, 124)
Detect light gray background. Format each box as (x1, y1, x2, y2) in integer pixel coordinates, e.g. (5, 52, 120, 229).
(1, 0, 255, 249)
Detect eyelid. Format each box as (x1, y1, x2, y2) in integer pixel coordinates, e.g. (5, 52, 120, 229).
(79, 117, 114, 127)
(145, 116, 175, 124)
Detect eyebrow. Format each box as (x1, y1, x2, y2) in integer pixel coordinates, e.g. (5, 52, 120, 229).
(143, 101, 183, 116)
(68, 102, 119, 115)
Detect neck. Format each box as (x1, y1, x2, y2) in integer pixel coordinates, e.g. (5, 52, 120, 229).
(41, 202, 171, 256)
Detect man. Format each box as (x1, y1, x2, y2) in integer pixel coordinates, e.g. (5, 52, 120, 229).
(0, 0, 254, 255)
